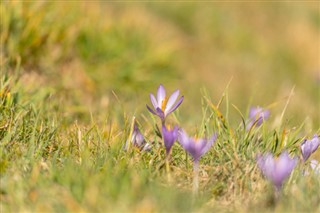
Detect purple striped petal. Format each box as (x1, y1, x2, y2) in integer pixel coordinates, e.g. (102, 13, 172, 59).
(156, 107, 165, 121)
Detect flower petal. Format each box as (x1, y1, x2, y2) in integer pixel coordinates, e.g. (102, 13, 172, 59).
(178, 129, 189, 149)
(165, 89, 180, 113)
(157, 84, 166, 104)
(201, 134, 217, 156)
(165, 96, 184, 116)
(249, 107, 262, 119)
(162, 124, 178, 154)
(156, 107, 165, 121)
(146, 104, 157, 115)
(150, 94, 159, 109)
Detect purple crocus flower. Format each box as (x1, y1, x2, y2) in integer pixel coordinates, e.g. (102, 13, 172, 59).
(247, 106, 270, 130)
(162, 124, 178, 155)
(301, 135, 320, 161)
(257, 151, 297, 190)
(125, 122, 151, 151)
(178, 129, 217, 163)
(146, 84, 184, 122)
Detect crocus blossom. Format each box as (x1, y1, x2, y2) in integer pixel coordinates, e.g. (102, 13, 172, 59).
(178, 129, 217, 163)
(125, 123, 151, 151)
(146, 84, 184, 122)
(247, 106, 270, 130)
(162, 124, 178, 155)
(301, 134, 320, 161)
(257, 151, 297, 190)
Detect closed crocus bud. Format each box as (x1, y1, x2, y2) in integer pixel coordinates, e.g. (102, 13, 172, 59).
(247, 106, 270, 130)
(301, 135, 320, 161)
(257, 151, 297, 190)
(162, 124, 178, 155)
(125, 123, 151, 151)
(146, 84, 184, 122)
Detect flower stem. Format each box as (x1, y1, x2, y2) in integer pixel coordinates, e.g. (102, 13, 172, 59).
(165, 155, 171, 182)
(274, 187, 281, 201)
(193, 160, 199, 196)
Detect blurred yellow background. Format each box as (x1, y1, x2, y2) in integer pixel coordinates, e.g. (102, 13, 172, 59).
(1, 1, 319, 127)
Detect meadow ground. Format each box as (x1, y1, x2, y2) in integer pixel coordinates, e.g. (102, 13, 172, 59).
(0, 1, 319, 213)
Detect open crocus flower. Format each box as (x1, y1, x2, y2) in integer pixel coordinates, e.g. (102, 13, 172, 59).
(178, 129, 217, 163)
(162, 124, 178, 155)
(301, 134, 320, 161)
(247, 106, 270, 130)
(146, 84, 184, 122)
(257, 151, 297, 190)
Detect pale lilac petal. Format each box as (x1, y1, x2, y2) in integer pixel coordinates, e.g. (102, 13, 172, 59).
(157, 84, 166, 104)
(249, 107, 262, 119)
(275, 152, 296, 188)
(247, 106, 270, 129)
(301, 135, 320, 161)
(259, 153, 275, 181)
(178, 129, 189, 148)
(257, 152, 297, 190)
(165, 89, 180, 113)
(166, 96, 184, 116)
(150, 94, 159, 109)
(201, 134, 217, 156)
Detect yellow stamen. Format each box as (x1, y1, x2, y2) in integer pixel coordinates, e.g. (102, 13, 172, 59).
(193, 135, 199, 142)
(161, 97, 168, 111)
(166, 125, 171, 131)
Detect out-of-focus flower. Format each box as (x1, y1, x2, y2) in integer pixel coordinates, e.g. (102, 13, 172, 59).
(146, 84, 184, 122)
(257, 151, 297, 190)
(301, 135, 320, 161)
(178, 129, 217, 163)
(125, 123, 151, 151)
(178, 129, 217, 194)
(310, 160, 320, 175)
(162, 124, 178, 155)
(247, 106, 270, 130)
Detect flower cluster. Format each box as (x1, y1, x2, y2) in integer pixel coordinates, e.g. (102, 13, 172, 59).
(256, 135, 320, 191)
(127, 84, 320, 195)
(146, 84, 217, 163)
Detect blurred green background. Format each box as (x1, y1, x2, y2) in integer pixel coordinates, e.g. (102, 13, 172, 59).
(1, 1, 319, 128)
(1, 2, 320, 212)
